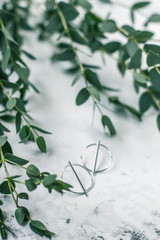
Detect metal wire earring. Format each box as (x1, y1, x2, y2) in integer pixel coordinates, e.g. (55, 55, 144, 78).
(61, 140, 113, 197)
(61, 161, 94, 197)
(80, 140, 113, 174)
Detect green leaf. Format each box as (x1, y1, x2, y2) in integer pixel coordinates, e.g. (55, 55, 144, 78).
(121, 24, 135, 34)
(131, 1, 150, 10)
(103, 41, 121, 54)
(126, 40, 138, 57)
(14, 64, 30, 84)
(149, 68, 160, 91)
(70, 29, 87, 45)
(109, 96, 142, 120)
(1, 28, 17, 44)
(0, 79, 19, 89)
(30, 125, 51, 135)
(18, 192, 29, 200)
(26, 164, 40, 178)
(77, 0, 92, 10)
(0, 209, 3, 222)
(101, 20, 117, 33)
(144, 44, 160, 55)
(19, 125, 30, 142)
(30, 220, 47, 231)
(86, 86, 100, 101)
(25, 179, 37, 191)
(0, 136, 7, 147)
(44, 230, 55, 238)
(59, 2, 79, 21)
(43, 175, 57, 187)
(147, 50, 160, 67)
(23, 50, 36, 60)
(29, 223, 43, 237)
(1, 48, 10, 72)
(85, 69, 102, 89)
(2, 141, 13, 155)
(128, 49, 142, 69)
(76, 88, 90, 105)
(36, 136, 47, 153)
(15, 112, 21, 133)
(1, 114, 14, 122)
(139, 92, 153, 113)
(57, 49, 75, 61)
(122, 105, 142, 120)
(157, 113, 160, 131)
(5, 153, 29, 166)
(15, 207, 25, 225)
(22, 112, 33, 120)
(54, 180, 72, 192)
(130, 1, 150, 23)
(46, 0, 55, 10)
(0, 181, 15, 194)
(0, 122, 10, 133)
(145, 13, 160, 26)
(46, 10, 61, 34)
(8, 175, 21, 179)
(102, 86, 120, 92)
(83, 63, 100, 70)
(6, 98, 16, 110)
(130, 30, 153, 43)
(134, 72, 146, 84)
(19, 125, 34, 143)
(101, 115, 116, 136)
(0, 209, 4, 223)
(71, 71, 82, 86)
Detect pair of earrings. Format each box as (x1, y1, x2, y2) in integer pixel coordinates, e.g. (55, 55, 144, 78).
(61, 140, 113, 197)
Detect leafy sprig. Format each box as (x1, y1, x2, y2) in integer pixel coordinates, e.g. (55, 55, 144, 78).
(0, 140, 72, 239)
(0, 1, 72, 239)
(42, 0, 160, 134)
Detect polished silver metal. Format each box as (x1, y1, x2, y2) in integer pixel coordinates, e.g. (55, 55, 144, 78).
(61, 162, 94, 196)
(81, 142, 113, 174)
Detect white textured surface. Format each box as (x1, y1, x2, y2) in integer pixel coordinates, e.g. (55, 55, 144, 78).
(2, 0, 160, 239)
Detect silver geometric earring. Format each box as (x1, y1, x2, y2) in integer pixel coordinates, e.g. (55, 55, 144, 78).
(61, 161, 94, 197)
(80, 140, 113, 174)
(61, 140, 113, 197)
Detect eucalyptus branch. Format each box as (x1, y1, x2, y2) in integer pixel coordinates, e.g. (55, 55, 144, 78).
(56, 2, 105, 118)
(0, 1, 72, 238)
(0, 147, 17, 206)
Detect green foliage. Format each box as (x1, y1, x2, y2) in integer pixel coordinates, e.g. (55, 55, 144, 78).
(85, 69, 102, 89)
(149, 69, 160, 91)
(145, 13, 160, 26)
(103, 41, 121, 54)
(128, 49, 142, 69)
(139, 92, 154, 113)
(6, 98, 16, 110)
(130, 1, 150, 23)
(109, 96, 142, 120)
(5, 153, 29, 166)
(101, 115, 116, 136)
(76, 88, 90, 105)
(86, 86, 100, 101)
(0, 136, 7, 147)
(1, 48, 10, 72)
(36, 136, 47, 153)
(147, 51, 160, 67)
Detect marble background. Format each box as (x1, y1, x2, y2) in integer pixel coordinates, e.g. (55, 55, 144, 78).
(2, 0, 160, 239)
